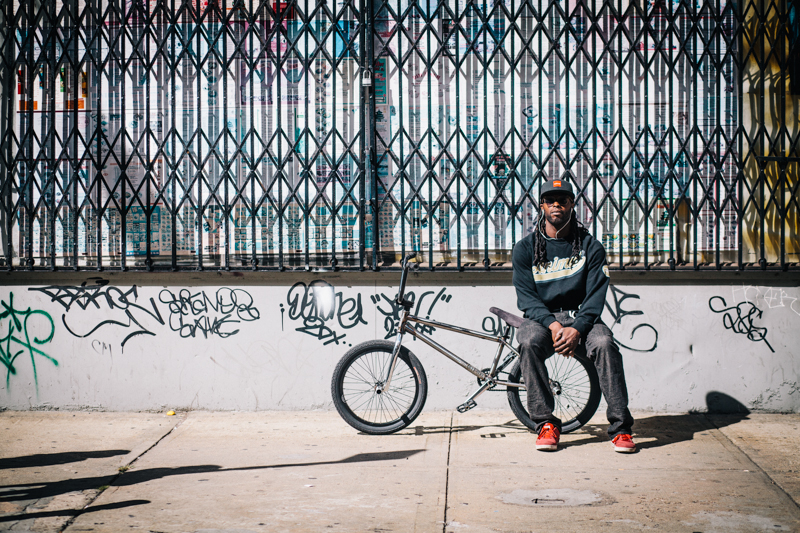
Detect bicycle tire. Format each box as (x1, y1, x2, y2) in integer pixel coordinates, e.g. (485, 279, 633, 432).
(506, 353, 601, 433)
(332, 340, 428, 435)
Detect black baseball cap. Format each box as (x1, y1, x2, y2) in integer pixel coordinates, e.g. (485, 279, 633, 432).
(539, 179, 575, 201)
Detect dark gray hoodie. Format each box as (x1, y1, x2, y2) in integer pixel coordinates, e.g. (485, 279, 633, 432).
(511, 228, 610, 337)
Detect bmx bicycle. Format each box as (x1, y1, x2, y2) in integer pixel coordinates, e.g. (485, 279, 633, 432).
(331, 252, 601, 435)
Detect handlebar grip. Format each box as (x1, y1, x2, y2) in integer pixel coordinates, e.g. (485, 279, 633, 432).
(402, 252, 417, 266)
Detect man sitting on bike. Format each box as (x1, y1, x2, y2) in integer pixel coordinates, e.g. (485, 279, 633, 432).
(511, 179, 636, 453)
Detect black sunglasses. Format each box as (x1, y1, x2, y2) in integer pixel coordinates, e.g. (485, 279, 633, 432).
(541, 194, 573, 205)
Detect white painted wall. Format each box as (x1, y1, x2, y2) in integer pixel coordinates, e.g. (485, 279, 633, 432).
(1, 278, 798, 414)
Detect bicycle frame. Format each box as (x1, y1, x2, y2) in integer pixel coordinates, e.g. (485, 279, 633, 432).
(332, 253, 600, 434)
(380, 300, 525, 412)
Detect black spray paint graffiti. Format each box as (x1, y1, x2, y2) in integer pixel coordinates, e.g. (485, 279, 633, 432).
(477, 286, 657, 352)
(0, 292, 56, 387)
(30, 280, 260, 349)
(158, 288, 260, 339)
(481, 286, 658, 352)
(604, 285, 658, 352)
(30, 280, 164, 349)
(481, 315, 516, 344)
(372, 288, 452, 339)
(709, 296, 774, 352)
(285, 281, 367, 345)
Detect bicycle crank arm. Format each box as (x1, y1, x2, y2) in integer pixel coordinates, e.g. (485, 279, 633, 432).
(457, 378, 495, 413)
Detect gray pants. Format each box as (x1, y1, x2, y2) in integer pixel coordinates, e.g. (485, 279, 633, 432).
(517, 312, 634, 438)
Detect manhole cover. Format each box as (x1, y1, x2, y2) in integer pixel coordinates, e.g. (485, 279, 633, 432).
(497, 488, 605, 507)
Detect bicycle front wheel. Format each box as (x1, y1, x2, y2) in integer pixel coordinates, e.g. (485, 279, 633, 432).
(331, 340, 428, 435)
(506, 353, 601, 433)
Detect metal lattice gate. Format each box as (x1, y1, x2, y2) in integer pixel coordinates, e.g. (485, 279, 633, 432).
(1, 0, 798, 272)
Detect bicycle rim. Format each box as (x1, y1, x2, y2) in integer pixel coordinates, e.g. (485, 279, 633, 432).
(341, 349, 419, 426)
(544, 355, 595, 424)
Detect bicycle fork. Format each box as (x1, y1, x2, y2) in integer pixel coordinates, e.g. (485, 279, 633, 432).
(378, 308, 410, 394)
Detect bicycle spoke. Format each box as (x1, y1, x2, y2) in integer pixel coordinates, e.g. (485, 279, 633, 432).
(556, 389, 584, 419)
(554, 361, 587, 385)
(553, 372, 589, 419)
(341, 349, 418, 426)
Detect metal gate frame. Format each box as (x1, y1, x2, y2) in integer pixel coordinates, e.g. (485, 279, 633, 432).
(0, 0, 798, 273)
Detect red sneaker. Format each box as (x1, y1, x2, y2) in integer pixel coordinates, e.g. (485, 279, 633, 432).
(612, 434, 636, 453)
(536, 422, 560, 451)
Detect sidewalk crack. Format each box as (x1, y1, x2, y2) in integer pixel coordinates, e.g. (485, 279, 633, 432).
(59, 414, 189, 532)
(442, 412, 453, 533)
(704, 414, 800, 511)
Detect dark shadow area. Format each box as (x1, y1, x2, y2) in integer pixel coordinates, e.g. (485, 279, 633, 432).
(376, 425, 504, 436)
(0, 499, 149, 523)
(336, 450, 423, 463)
(0, 449, 425, 503)
(349, 392, 755, 452)
(705, 391, 752, 414)
(384, 420, 539, 436)
(566, 391, 751, 450)
(0, 450, 130, 470)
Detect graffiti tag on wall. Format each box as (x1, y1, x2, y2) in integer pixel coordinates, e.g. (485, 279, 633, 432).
(481, 314, 515, 343)
(709, 296, 774, 352)
(283, 282, 453, 344)
(30, 280, 260, 349)
(481, 285, 658, 353)
(731, 285, 800, 317)
(159, 288, 260, 339)
(0, 293, 56, 387)
(604, 285, 658, 352)
(31, 280, 164, 348)
(372, 288, 452, 339)
(284, 281, 367, 345)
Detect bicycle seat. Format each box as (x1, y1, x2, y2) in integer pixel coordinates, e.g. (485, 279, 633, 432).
(489, 307, 526, 329)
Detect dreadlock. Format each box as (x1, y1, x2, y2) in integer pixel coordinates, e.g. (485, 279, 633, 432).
(532, 214, 589, 268)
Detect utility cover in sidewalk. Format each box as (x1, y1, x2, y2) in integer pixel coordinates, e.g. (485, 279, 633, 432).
(497, 488, 605, 507)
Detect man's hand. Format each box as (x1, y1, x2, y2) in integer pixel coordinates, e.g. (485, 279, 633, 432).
(552, 326, 581, 357)
(548, 322, 563, 345)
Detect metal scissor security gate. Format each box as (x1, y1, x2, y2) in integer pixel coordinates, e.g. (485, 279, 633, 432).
(1, 0, 798, 272)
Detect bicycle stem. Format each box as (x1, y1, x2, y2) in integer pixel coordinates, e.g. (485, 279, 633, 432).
(395, 252, 417, 308)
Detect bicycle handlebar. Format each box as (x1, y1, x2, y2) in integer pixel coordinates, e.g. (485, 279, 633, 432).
(396, 252, 417, 306)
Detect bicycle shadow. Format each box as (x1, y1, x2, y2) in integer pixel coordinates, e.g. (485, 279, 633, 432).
(376, 425, 502, 436)
(563, 391, 751, 450)
(378, 420, 539, 437)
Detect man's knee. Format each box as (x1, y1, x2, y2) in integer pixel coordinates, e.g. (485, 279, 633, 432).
(517, 320, 552, 352)
(586, 328, 621, 360)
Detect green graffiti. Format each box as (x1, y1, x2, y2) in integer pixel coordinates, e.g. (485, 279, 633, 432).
(0, 292, 57, 388)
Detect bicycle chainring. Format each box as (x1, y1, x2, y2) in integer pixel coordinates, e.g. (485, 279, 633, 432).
(476, 369, 499, 390)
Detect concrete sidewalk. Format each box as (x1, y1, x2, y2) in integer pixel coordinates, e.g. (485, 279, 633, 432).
(0, 410, 798, 533)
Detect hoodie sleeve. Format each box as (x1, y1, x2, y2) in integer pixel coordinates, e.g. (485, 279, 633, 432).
(512, 238, 557, 329)
(571, 237, 610, 337)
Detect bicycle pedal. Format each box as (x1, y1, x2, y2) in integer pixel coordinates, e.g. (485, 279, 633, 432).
(457, 400, 477, 413)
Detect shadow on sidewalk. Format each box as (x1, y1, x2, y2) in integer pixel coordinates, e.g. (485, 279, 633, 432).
(386, 392, 752, 448)
(0, 500, 150, 523)
(566, 391, 751, 450)
(0, 449, 425, 504)
(0, 450, 130, 470)
(380, 425, 521, 436)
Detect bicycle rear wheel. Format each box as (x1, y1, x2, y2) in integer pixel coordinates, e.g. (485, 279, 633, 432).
(331, 340, 427, 435)
(506, 354, 601, 433)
